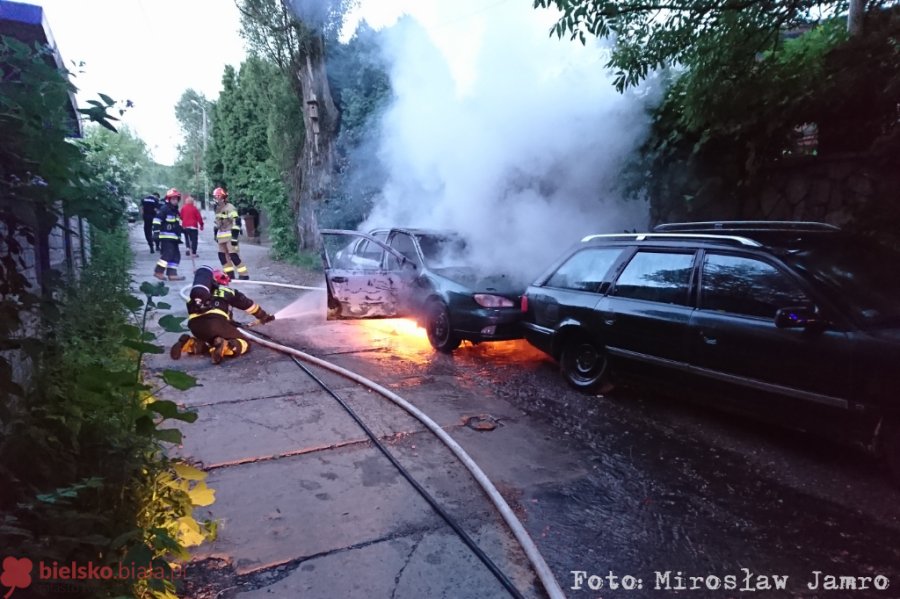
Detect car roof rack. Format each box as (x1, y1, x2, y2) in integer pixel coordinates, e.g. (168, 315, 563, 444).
(580, 233, 762, 247)
(652, 221, 841, 233)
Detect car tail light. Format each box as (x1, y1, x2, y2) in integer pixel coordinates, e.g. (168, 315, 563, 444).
(520, 295, 529, 313)
(474, 294, 514, 308)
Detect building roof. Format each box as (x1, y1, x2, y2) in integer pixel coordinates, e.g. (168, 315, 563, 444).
(0, 0, 82, 136)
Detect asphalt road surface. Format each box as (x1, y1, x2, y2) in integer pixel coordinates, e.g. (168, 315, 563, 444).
(133, 224, 900, 598)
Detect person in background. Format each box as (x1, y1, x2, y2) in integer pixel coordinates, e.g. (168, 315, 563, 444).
(140, 192, 160, 253)
(152, 188, 185, 281)
(180, 195, 203, 257)
(212, 187, 249, 279)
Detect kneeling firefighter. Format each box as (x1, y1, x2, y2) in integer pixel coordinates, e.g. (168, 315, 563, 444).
(170, 265, 274, 364)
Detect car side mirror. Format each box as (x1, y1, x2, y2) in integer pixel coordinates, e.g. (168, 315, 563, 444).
(774, 306, 821, 329)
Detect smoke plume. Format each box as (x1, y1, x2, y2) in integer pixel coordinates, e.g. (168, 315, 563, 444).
(355, 1, 655, 283)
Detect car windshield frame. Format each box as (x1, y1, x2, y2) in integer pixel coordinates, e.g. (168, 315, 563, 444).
(780, 236, 900, 329)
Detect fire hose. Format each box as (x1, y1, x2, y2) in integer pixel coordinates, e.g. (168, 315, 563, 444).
(176, 283, 566, 599)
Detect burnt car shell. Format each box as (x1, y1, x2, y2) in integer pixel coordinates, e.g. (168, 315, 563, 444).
(320, 229, 524, 351)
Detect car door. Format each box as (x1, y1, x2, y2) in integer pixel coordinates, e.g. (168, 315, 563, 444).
(597, 248, 698, 375)
(384, 231, 432, 314)
(529, 245, 627, 331)
(688, 251, 852, 411)
(320, 229, 416, 319)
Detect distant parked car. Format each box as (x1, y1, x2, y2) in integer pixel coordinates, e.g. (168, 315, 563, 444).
(321, 228, 524, 352)
(126, 204, 140, 223)
(521, 221, 900, 482)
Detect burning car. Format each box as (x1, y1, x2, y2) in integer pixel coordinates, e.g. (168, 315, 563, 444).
(320, 228, 524, 352)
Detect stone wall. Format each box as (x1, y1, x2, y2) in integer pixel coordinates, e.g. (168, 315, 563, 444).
(649, 153, 899, 230)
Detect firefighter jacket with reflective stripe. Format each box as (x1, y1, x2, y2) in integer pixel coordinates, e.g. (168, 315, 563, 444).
(153, 202, 182, 241)
(187, 284, 261, 321)
(214, 202, 241, 243)
(141, 195, 159, 222)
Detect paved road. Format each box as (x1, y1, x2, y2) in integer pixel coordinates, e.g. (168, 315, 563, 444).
(130, 223, 900, 598)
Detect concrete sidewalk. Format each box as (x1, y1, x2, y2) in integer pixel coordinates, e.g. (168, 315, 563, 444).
(128, 224, 566, 598)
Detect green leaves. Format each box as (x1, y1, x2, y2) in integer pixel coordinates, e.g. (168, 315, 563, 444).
(140, 281, 169, 297)
(124, 340, 165, 354)
(35, 477, 104, 504)
(160, 369, 199, 391)
(534, 0, 845, 90)
(147, 399, 197, 421)
(157, 314, 186, 333)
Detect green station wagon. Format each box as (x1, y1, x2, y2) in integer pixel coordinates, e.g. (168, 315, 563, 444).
(521, 221, 900, 482)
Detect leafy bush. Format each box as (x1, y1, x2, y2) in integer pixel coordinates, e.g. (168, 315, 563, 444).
(1, 229, 215, 598)
(1, 36, 213, 598)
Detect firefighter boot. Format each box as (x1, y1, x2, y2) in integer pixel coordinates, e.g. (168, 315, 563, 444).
(189, 339, 209, 355)
(211, 337, 227, 364)
(170, 334, 191, 360)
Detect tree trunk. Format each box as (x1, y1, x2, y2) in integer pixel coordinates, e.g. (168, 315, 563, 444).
(848, 0, 866, 37)
(293, 34, 338, 251)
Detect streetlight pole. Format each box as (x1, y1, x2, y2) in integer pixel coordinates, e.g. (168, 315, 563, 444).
(190, 99, 209, 210)
(201, 104, 208, 211)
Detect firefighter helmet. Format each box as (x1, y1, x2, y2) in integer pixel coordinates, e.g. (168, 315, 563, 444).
(165, 188, 181, 201)
(213, 187, 228, 199)
(212, 270, 231, 286)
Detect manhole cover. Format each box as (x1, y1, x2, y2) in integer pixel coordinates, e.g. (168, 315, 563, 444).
(462, 414, 499, 431)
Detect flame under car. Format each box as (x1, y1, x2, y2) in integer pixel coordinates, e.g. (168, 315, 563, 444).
(320, 228, 524, 352)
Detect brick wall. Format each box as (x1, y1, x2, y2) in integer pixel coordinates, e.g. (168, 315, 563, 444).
(0, 202, 91, 392)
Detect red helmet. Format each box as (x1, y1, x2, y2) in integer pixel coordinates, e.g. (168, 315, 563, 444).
(212, 270, 230, 286)
(165, 188, 181, 200)
(213, 187, 228, 199)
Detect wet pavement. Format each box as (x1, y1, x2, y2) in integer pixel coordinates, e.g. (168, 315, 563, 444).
(130, 222, 900, 598)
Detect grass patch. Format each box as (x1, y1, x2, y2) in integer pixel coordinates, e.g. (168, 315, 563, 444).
(274, 248, 323, 272)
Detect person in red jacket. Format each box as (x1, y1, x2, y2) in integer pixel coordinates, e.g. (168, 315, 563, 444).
(180, 196, 204, 257)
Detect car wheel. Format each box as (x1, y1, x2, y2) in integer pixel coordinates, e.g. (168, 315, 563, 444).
(426, 301, 461, 353)
(560, 335, 609, 392)
(885, 422, 900, 488)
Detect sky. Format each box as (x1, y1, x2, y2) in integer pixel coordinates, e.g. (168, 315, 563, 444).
(33, 0, 247, 165)
(30, 0, 481, 166)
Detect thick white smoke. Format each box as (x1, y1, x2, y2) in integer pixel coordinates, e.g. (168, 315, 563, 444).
(358, 1, 655, 283)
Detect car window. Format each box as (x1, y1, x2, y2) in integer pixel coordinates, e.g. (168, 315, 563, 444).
(388, 233, 421, 269)
(355, 239, 385, 264)
(545, 248, 623, 292)
(612, 251, 695, 305)
(701, 253, 809, 319)
(784, 237, 900, 327)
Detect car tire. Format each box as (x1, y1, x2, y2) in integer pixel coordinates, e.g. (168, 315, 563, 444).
(884, 422, 900, 488)
(560, 334, 609, 392)
(426, 301, 461, 353)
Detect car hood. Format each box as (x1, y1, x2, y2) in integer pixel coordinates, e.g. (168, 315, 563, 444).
(430, 267, 524, 296)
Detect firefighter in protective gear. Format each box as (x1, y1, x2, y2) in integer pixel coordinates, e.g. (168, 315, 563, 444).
(153, 188, 185, 281)
(212, 187, 249, 280)
(141, 192, 160, 253)
(170, 266, 274, 364)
